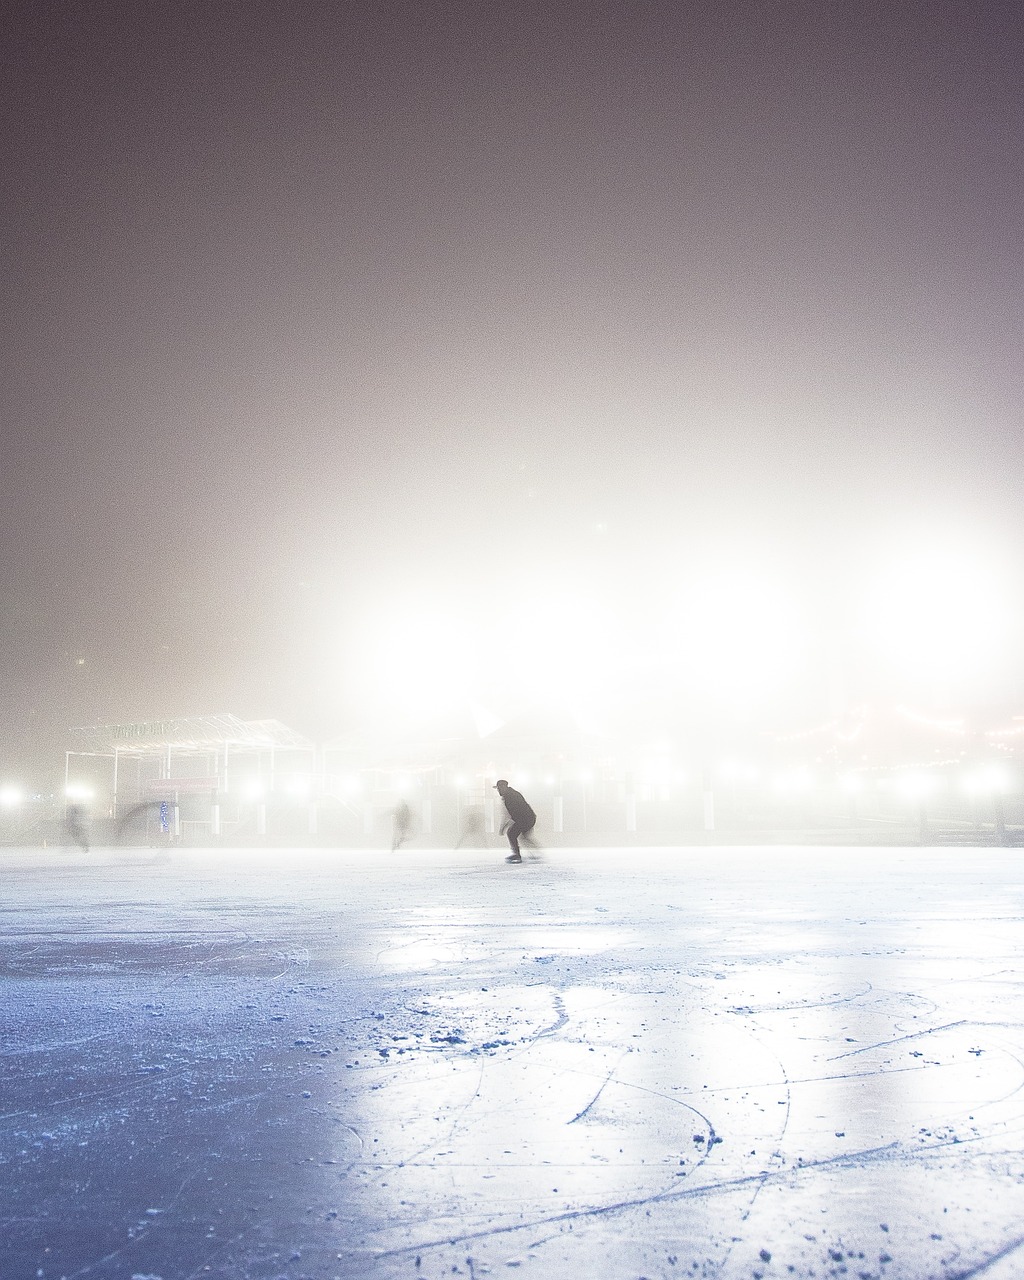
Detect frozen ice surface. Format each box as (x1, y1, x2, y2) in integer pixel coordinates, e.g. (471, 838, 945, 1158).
(3, 845, 1024, 1280)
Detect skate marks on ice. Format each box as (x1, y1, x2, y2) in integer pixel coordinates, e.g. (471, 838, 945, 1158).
(4, 846, 1024, 1278)
(262, 861, 1024, 1276)
(330, 853, 1024, 1278)
(341, 974, 1024, 1280)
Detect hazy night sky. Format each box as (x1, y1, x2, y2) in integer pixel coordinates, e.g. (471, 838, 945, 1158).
(3, 0, 1024, 777)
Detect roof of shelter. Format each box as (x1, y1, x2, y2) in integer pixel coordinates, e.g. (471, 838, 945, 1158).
(69, 714, 312, 756)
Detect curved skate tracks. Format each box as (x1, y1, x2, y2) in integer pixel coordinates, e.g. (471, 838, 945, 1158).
(2, 845, 1024, 1279)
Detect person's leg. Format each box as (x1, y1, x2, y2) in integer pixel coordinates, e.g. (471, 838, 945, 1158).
(506, 821, 523, 857)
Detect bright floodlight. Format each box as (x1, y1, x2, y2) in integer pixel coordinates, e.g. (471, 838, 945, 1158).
(659, 565, 806, 710)
(0, 785, 23, 807)
(719, 760, 759, 782)
(963, 765, 1010, 796)
(285, 774, 311, 798)
(65, 783, 93, 801)
(638, 757, 677, 787)
(896, 771, 938, 801)
(500, 591, 621, 712)
(859, 545, 1011, 688)
(353, 606, 479, 723)
(241, 779, 264, 801)
(772, 767, 813, 794)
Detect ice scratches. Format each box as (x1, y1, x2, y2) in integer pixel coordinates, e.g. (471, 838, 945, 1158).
(269, 946, 311, 980)
(948, 1232, 1024, 1278)
(438, 1055, 490, 1152)
(534, 991, 569, 1040)
(373, 1139, 908, 1261)
(713, 1027, 792, 1279)
(729, 981, 873, 1016)
(61, 1169, 201, 1280)
(567, 1054, 624, 1124)
(0, 929, 262, 982)
(827, 1018, 967, 1060)
(371, 1169, 772, 1260)
(593, 1072, 719, 1153)
(1, 1031, 110, 1059)
(0, 1062, 193, 1122)
(179, 1228, 254, 1280)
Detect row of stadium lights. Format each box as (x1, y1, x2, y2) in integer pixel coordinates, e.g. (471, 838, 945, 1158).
(0, 764, 1013, 810)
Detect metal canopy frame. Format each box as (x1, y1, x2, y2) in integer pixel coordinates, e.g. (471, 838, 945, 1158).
(69, 713, 311, 757)
(65, 715, 315, 821)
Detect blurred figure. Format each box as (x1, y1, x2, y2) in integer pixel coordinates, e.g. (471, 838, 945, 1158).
(494, 779, 538, 863)
(455, 806, 485, 849)
(65, 804, 90, 853)
(391, 798, 412, 851)
(115, 803, 158, 844)
(115, 800, 168, 846)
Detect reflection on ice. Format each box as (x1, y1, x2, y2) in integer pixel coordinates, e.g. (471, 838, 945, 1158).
(4, 845, 1024, 1279)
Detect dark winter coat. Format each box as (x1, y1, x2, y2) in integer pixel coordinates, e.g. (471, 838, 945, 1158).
(500, 786, 536, 827)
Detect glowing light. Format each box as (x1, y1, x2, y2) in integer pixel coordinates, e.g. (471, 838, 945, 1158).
(0, 785, 23, 807)
(285, 775, 312, 798)
(719, 760, 759, 782)
(985, 718, 1024, 740)
(896, 772, 938, 801)
(639, 758, 673, 785)
(345, 601, 480, 728)
(501, 592, 621, 711)
(65, 783, 93, 801)
(860, 546, 1012, 686)
(659, 565, 806, 709)
(242, 780, 264, 801)
(773, 721, 837, 743)
(839, 772, 864, 794)
(962, 765, 1010, 796)
(772, 768, 813, 794)
(895, 705, 966, 735)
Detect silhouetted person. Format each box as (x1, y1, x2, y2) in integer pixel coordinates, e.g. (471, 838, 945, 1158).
(391, 799, 412, 851)
(65, 804, 89, 853)
(494, 779, 537, 863)
(455, 807, 485, 849)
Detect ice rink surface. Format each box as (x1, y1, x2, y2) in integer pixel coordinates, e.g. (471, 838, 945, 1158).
(3, 844, 1024, 1280)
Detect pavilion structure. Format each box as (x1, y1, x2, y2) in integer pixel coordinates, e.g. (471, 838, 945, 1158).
(65, 714, 315, 840)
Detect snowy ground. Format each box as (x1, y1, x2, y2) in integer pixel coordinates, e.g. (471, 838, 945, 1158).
(3, 845, 1024, 1280)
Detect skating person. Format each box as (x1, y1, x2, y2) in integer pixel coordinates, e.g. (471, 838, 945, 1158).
(494, 779, 537, 863)
(391, 799, 412, 851)
(65, 804, 90, 853)
(455, 807, 485, 849)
